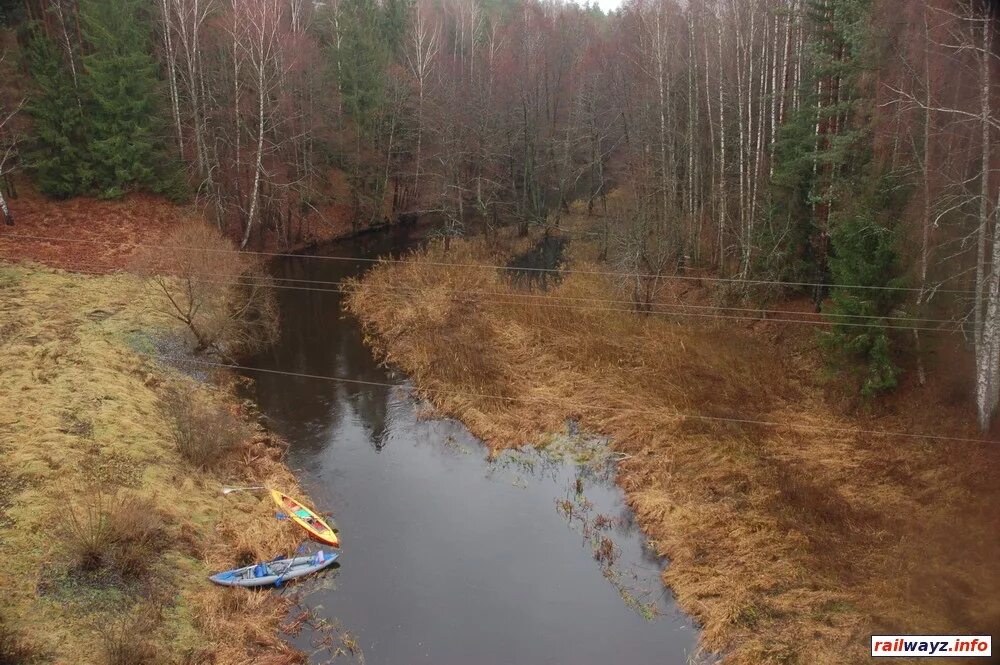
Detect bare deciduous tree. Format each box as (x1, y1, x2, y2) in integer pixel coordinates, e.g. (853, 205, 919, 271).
(133, 221, 279, 357)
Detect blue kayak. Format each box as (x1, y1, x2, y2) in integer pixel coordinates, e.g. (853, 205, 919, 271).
(210, 550, 339, 587)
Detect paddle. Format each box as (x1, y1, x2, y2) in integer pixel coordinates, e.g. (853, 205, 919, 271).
(221, 485, 268, 495)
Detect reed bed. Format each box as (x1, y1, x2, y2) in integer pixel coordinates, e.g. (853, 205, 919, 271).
(346, 230, 1000, 664)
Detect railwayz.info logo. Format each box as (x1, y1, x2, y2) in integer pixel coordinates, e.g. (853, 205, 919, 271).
(871, 635, 992, 658)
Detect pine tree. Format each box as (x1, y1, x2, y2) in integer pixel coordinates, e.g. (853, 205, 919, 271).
(25, 33, 90, 198)
(80, 0, 162, 198)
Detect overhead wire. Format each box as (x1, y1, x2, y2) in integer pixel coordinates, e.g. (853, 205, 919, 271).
(31, 254, 961, 324)
(0, 231, 980, 295)
(0, 236, 985, 441)
(41, 259, 966, 333)
(148, 353, 997, 445)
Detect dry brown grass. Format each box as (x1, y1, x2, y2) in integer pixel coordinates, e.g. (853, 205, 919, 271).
(346, 228, 1000, 664)
(0, 264, 311, 664)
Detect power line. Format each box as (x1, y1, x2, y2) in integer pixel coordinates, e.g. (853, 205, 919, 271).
(42, 262, 964, 333)
(46, 261, 965, 333)
(1, 248, 980, 440)
(39, 255, 963, 325)
(148, 353, 995, 445)
(0, 231, 979, 295)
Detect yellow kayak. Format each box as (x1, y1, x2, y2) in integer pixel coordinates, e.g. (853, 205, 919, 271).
(270, 490, 340, 547)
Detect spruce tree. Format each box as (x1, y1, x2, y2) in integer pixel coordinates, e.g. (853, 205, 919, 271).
(380, 0, 413, 59)
(25, 33, 90, 198)
(822, 173, 905, 396)
(80, 0, 161, 198)
(819, 0, 909, 396)
(759, 104, 821, 285)
(766, 0, 908, 395)
(765, 0, 873, 291)
(335, 0, 391, 133)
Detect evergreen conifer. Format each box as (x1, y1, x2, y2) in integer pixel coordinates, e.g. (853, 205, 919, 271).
(26, 33, 90, 198)
(80, 0, 162, 198)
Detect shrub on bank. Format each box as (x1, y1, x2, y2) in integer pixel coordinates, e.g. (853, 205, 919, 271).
(165, 386, 250, 469)
(131, 221, 279, 358)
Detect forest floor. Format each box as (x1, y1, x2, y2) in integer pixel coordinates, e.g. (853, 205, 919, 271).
(0, 263, 327, 664)
(346, 217, 1000, 664)
(0, 182, 359, 272)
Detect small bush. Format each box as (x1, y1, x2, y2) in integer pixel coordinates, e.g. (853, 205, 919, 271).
(165, 386, 249, 469)
(64, 492, 163, 579)
(107, 497, 163, 578)
(96, 606, 160, 665)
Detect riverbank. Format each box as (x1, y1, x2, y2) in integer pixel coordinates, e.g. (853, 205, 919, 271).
(346, 227, 1000, 663)
(0, 263, 311, 663)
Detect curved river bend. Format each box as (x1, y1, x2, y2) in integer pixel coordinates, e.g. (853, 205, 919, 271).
(247, 225, 698, 664)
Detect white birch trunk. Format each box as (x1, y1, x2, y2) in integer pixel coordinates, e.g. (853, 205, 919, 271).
(975, 7, 995, 430)
(703, 17, 717, 235)
(242, 28, 267, 249)
(717, 16, 727, 267)
(0, 187, 10, 225)
(655, 9, 670, 230)
(160, 0, 184, 152)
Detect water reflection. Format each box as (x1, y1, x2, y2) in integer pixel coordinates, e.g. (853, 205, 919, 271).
(247, 225, 699, 664)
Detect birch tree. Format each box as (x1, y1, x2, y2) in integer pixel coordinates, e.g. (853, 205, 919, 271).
(231, 0, 285, 247)
(404, 0, 440, 204)
(889, 0, 1000, 428)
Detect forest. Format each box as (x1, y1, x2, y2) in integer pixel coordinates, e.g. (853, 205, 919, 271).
(1, 0, 999, 425)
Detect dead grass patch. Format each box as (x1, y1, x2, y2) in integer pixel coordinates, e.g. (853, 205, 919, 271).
(346, 227, 1000, 664)
(0, 617, 41, 665)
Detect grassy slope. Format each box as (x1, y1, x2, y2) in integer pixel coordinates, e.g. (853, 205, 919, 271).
(0, 263, 307, 664)
(346, 229, 1000, 664)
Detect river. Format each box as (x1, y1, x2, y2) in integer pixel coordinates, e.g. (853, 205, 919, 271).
(246, 224, 699, 664)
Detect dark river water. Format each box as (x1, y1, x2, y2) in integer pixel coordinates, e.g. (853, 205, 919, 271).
(246, 224, 698, 664)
